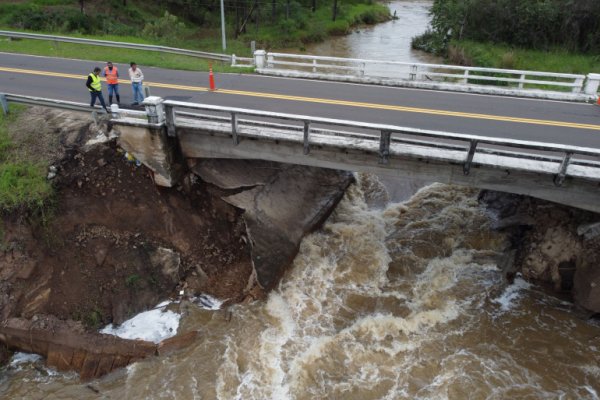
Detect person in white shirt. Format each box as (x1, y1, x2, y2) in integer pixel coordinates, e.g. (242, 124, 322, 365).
(128, 62, 145, 105)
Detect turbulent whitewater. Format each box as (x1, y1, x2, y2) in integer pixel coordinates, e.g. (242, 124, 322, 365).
(2, 176, 600, 399)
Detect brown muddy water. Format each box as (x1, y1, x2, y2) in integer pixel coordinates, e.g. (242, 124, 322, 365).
(280, 0, 441, 65)
(2, 176, 600, 399)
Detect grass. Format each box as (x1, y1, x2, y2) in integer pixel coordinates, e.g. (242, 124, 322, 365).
(0, 0, 389, 72)
(448, 40, 600, 74)
(0, 105, 53, 212)
(0, 36, 254, 73)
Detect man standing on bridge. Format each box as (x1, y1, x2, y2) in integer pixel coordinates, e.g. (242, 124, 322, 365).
(103, 61, 120, 105)
(86, 67, 109, 113)
(128, 62, 145, 106)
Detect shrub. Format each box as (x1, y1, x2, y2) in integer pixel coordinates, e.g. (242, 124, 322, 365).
(142, 11, 186, 43)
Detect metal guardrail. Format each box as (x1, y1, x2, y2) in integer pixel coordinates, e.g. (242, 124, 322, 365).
(261, 52, 594, 94)
(162, 100, 600, 185)
(0, 30, 241, 64)
(0, 93, 146, 119)
(3, 93, 600, 186)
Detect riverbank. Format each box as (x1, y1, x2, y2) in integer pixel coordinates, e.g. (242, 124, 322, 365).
(0, 0, 389, 72)
(412, 0, 600, 74)
(445, 40, 600, 75)
(0, 106, 352, 377)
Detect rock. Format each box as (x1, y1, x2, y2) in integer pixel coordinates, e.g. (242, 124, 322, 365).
(47, 172, 57, 180)
(574, 263, 600, 313)
(193, 160, 354, 290)
(521, 225, 581, 291)
(150, 247, 181, 284)
(97, 158, 107, 167)
(94, 246, 108, 267)
(0, 317, 157, 380)
(577, 222, 600, 240)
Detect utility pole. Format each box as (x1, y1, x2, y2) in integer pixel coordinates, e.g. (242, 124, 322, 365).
(332, 0, 338, 21)
(220, 0, 227, 50)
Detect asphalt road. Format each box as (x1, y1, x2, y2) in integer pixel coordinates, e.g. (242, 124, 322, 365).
(1, 52, 600, 148)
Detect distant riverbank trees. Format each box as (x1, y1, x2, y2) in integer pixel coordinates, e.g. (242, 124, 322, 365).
(413, 0, 600, 55)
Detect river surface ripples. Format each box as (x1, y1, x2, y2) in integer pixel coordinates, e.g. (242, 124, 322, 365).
(2, 175, 600, 399)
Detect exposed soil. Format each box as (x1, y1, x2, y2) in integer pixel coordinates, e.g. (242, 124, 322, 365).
(0, 109, 255, 336)
(0, 107, 353, 377)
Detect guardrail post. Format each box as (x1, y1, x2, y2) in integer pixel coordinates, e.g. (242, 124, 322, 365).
(165, 104, 177, 137)
(231, 54, 237, 67)
(254, 50, 266, 69)
(461, 70, 469, 84)
(361, 62, 366, 77)
(312, 59, 317, 73)
(572, 77, 584, 93)
(518, 74, 526, 89)
(463, 140, 478, 175)
(409, 65, 418, 81)
(584, 73, 600, 95)
(303, 121, 310, 155)
(143, 96, 165, 124)
(0, 94, 8, 115)
(267, 54, 274, 69)
(231, 112, 239, 145)
(110, 104, 120, 119)
(379, 130, 391, 164)
(554, 152, 572, 186)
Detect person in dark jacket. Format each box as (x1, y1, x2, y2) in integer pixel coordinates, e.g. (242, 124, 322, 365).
(86, 67, 109, 113)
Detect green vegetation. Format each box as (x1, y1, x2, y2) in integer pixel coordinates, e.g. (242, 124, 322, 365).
(412, 0, 600, 75)
(0, 37, 251, 73)
(125, 273, 142, 289)
(446, 40, 600, 74)
(414, 0, 600, 55)
(0, 0, 389, 71)
(0, 107, 53, 213)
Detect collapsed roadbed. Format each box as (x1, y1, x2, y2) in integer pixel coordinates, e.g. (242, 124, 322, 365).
(0, 108, 353, 378)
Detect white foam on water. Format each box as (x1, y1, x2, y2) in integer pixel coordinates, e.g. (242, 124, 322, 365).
(100, 300, 180, 343)
(582, 386, 600, 400)
(9, 352, 43, 367)
(492, 277, 532, 312)
(193, 294, 225, 310)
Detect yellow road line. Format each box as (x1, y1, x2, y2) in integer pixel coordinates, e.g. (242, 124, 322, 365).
(2, 66, 599, 131)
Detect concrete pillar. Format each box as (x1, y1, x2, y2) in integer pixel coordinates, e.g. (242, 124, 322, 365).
(584, 73, 600, 95)
(110, 104, 120, 119)
(254, 50, 266, 69)
(143, 96, 165, 124)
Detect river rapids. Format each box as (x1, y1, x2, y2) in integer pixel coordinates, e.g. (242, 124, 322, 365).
(2, 175, 600, 399)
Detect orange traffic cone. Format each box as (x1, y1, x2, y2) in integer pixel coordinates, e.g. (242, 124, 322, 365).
(209, 64, 216, 91)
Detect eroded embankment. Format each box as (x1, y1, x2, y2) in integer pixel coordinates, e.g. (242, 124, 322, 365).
(0, 108, 353, 378)
(480, 191, 600, 314)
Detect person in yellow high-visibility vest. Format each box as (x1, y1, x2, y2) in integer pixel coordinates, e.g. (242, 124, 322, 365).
(85, 67, 108, 113)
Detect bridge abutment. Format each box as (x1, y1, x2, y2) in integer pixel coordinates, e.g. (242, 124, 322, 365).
(112, 97, 183, 187)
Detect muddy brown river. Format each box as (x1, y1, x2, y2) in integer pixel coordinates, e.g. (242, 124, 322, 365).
(2, 177, 600, 399)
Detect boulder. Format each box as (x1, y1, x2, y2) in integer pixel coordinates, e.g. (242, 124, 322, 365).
(573, 263, 600, 313)
(192, 159, 354, 290)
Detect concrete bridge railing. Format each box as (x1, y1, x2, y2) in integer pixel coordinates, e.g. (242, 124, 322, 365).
(254, 51, 600, 102)
(113, 96, 600, 213)
(2, 93, 599, 213)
